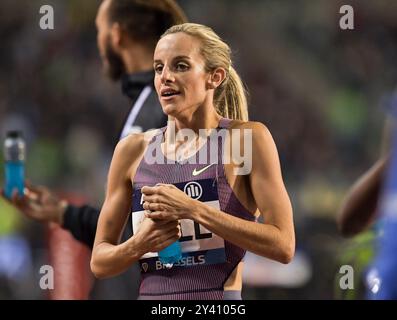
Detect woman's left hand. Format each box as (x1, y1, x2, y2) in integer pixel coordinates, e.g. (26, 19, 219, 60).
(142, 183, 197, 221)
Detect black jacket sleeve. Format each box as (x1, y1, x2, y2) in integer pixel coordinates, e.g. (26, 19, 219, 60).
(62, 204, 100, 249)
(62, 204, 134, 249)
(61, 87, 161, 250)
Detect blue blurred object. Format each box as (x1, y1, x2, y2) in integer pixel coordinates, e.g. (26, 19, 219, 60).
(158, 241, 182, 268)
(3, 131, 25, 198)
(369, 127, 397, 299)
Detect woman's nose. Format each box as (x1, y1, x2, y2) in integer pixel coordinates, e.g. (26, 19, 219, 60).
(161, 67, 175, 83)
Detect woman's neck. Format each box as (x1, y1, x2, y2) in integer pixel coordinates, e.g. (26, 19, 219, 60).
(163, 108, 222, 161)
(169, 109, 222, 133)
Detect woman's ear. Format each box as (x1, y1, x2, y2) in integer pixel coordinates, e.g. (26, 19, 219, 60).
(110, 22, 123, 48)
(207, 67, 227, 89)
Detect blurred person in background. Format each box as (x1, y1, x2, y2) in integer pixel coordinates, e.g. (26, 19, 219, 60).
(1, 0, 187, 298)
(337, 100, 397, 236)
(337, 92, 397, 299)
(91, 22, 295, 300)
(336, 94, 397, 299)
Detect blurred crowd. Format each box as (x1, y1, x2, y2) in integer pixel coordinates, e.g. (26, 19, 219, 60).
(1, 0, 397, 299)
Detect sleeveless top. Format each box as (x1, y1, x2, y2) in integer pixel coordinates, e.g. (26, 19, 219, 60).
(131, 118, 256, 299)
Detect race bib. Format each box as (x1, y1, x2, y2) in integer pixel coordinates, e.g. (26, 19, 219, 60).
(131, 179, 226, 272)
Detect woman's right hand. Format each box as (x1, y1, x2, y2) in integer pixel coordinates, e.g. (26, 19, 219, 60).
(133, 217, 181, 254)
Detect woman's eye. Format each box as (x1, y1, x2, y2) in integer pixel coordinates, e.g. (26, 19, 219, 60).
(176, 63, 189, 71)
(154, 65, 163, 74)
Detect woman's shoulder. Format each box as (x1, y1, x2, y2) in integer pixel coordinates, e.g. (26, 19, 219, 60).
(114, 128, 163, 159)
(225, 120, 278, 157)
(228, 119, 272, 139)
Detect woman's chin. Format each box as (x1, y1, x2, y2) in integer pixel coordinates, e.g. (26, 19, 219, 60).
(162, 103, 179, 116)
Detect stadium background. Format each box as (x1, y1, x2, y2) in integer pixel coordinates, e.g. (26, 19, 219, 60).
(0, 0, 396, 299)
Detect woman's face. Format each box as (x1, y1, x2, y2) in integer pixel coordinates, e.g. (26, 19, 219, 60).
(153, 33, 212, 118)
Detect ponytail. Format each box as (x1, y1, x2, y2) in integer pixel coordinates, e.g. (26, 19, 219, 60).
(215, 66, 248, 121)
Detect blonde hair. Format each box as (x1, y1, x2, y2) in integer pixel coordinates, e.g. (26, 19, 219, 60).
(161, 23, 248, 121)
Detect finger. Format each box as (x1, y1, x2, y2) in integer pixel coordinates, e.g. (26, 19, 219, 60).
(143, 202, 164, 212)
(156, 183, 177, 191)
(155, 183, 173, 188)
(146, 211, 174, 221)
(24, 184, 49, 201)
(11, 190, 30, 209)
(142, 194, 157, 203)
(143, 215, 170, 225)
(25, 182, 51, 196)
(150, 212, 179, 224)
(141, 186, 158, 195)
(146, 210, 165, 220)
(142, 201, 150, 211)
(142, 185, 167, 196)
(173, 226, 182, 238)
(143, 202, 156, 211)
(151, 203, 163, 212)
(143, 194, 172, 206)
(149, 217, 174, 226)
(13, 188, 41, 207)
(24, 188, 39, 202)
(24, 185, 42, 201)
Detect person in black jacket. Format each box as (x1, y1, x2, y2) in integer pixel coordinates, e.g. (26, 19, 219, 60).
(4, 0, 187, 249)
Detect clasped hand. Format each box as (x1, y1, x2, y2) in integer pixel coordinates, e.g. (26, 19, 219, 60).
(142, 183, 197, 221)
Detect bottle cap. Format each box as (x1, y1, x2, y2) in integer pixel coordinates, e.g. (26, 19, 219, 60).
(4, 131, 25, 161)
(6, 131, 23, 139)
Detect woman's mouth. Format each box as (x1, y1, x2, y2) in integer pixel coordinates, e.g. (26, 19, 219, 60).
(160, 88, 181, 100)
